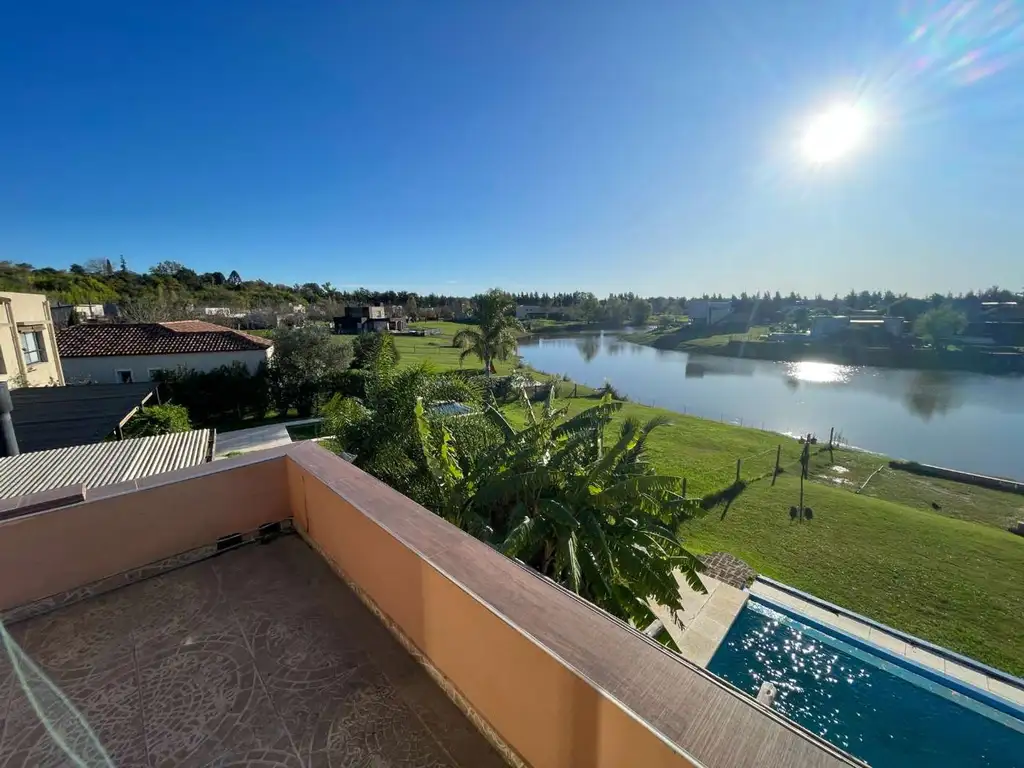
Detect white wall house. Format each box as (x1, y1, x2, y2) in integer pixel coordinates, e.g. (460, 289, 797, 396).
(57, 321, 274, 384)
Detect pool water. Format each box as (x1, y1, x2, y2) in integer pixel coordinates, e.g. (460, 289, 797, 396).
(707, 600, 1024, 767)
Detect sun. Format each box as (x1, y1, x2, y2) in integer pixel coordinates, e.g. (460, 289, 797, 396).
(801, 104, 869, 164)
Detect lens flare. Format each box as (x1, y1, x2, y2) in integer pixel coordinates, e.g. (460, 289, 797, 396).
(801, 105, 870, 164)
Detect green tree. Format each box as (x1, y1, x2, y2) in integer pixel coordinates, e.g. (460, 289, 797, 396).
(150, 260, 187, 276)
(603, 296, 629, 326)
(322, 347, 480, 499)
(914, 306, 968, 348)
(351, 332, 400, 370)
(122, 404, 191, 437)
(267, 325, 352, 416)
(452, 289, 523, 376)
(227, 269, 242, 286)
(629, 298, 652, 326)
(415, 392, 704, 628)
(580, 293, 600, 323)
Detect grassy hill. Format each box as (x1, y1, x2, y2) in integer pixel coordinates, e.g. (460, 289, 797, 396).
(498, 393, 1024, 676)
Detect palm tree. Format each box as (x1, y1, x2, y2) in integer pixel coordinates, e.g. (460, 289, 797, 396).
(322, 343, 480, 501)
(416, 391, 705, 628)
(452, 289, 523, 376)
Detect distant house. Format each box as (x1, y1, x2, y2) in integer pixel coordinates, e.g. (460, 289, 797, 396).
(515, 305, 552, 321)
(50, 302, 119, 327)
(200, 307, 244, 318)
(810, 315, 904, 340)
(1, 291, 66, 389)
(686, 300, 733, 326)
(810, 315, 851, 339)
(57, 321, 274, 384)
(334, 306, 391, 334)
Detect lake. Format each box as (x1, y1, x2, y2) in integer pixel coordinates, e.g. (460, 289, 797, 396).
(517, 333, 1024, 481)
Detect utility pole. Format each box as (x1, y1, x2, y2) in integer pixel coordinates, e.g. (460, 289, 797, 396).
(0, 382, 20, 457)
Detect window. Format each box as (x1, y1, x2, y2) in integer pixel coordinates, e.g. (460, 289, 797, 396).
(116, 369, 134, 384)
(19, 331, 46, 366)
(147, 368, 165, 381)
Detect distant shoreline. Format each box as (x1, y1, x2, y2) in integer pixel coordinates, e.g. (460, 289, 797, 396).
(621, 332, 1024, 376)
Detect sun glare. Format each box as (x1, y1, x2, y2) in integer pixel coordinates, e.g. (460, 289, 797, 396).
(801, 104, 869, 164)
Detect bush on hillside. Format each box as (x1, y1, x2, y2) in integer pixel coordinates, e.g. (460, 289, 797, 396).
(122, 404, 192, 438)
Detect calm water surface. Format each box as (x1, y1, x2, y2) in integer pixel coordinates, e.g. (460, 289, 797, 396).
(517, 333, 1024, 480)
(708, 601, 1024, 768)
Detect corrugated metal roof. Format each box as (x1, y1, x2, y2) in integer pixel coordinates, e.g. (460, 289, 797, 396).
(0, 429, 213, 499)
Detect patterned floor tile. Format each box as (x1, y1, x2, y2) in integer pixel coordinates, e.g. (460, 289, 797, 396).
(138, 637, 292, 768)
(0, 655, 148, 767)
(12, 589, 136, 687)
(391, 674, 508, 768)
(295, 666, 456, 768)
(128, 560, 238, 660)
(1, 536, 503, 768)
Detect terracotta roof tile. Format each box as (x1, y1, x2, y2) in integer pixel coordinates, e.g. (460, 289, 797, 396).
(57, 321, 273, 358)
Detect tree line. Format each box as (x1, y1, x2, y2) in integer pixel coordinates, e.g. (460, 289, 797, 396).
(0, 259, 1017, 325)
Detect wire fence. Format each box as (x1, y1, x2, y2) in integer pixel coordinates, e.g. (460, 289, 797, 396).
(683, 439, 842, 504)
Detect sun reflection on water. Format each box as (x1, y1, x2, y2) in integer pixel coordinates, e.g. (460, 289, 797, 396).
(784, 361, 853, 384)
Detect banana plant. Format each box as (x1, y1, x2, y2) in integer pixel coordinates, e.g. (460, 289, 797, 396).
(416, 393, 705, 629)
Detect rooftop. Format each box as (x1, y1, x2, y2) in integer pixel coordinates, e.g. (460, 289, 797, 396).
(0, 429, 213, 500)
(56, 321, 273, 358)
(0, 442, 859, 767)
(10, 381, 158, 453)
(0, 535, 503, 766)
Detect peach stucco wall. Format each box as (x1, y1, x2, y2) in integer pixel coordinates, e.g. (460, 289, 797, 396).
(0, 456, 290, 611)
(291, 465, 698, 768)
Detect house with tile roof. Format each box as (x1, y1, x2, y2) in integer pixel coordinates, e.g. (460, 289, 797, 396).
(56, 321, 274, 384)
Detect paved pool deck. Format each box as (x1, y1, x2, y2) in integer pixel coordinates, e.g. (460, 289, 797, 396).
(650, 572, 748, 667)
(214, 418, 323, 459)
(750, 580, 1024, 709)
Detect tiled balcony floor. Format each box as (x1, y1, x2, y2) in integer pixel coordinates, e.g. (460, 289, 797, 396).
(0, 535, 506, 767)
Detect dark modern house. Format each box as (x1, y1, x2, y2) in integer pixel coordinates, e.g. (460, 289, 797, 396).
(333, 305, 404, 334)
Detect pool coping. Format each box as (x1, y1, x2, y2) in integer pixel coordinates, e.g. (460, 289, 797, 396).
(755, 575, 1024, 691)
(750, 592, 1024, 723)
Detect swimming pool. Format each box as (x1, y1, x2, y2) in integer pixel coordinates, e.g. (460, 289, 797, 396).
(707, 599, 1024, 767)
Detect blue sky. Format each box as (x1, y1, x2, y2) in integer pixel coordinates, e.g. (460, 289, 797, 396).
(3, 0, 1023, 296)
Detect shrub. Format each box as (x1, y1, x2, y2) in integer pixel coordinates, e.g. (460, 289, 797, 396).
(335, 368, 369, 399)
(351, 333, 400, 369)
(267, 325, 353, 417)
(123, 404, 191, 438)
(596, 380, 628, 401)
(155, 362, 269, 425)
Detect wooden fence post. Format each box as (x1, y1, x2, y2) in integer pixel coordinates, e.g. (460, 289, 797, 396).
(736, 458, 742, 484)
(772, 445, 781, 486)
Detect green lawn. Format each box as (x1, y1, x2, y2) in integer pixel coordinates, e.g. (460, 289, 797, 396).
(501, 394, 1024, 675)
(800, 447, 1024, 531)
(342, 321, 520, 375)
(681, 474, 1024, 676)
(501, 395, 804, 497)
(624, 325, 769, 348)
(286, 422, 326, 441)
